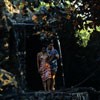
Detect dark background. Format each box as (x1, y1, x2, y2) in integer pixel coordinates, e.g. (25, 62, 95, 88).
(26, 35, 63, 91)
(25, 32, 100, 91)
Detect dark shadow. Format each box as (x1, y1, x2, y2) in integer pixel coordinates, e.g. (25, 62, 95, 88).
(26, 35, 43, 91)
(26, 35, 63, 91)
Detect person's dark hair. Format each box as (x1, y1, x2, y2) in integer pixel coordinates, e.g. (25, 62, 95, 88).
(41, 44, 47, 48)
(42, 46, 46, 49)
(48, 42, 54, 46)
(41, 46, 46, 52)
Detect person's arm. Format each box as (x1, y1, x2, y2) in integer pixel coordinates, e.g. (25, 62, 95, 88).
(53, 49, 59, 60)
(46, 53, 50, 62)
(37, 53, 40, 72)
(48, 51, 59, 63)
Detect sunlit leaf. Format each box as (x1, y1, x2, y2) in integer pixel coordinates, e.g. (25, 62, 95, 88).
(42, 16, 47, 20)
(96, 26, 100, 32)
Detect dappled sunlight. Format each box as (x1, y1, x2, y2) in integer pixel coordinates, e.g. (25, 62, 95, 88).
(0, 69, 17, 92)
(75, 21, 94, 47)
(3, 0, 100, 47)
(4, 0, 20, 14)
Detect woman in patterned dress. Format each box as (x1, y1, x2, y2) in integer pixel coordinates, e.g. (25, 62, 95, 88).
(37, 47, 51, 91)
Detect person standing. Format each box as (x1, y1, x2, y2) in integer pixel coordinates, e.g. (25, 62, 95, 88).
(46, 43, 59, 91)
(37, 47, 51, 91)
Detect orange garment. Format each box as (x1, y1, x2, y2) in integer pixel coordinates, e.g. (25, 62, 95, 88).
(39, 54, 51, 81)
